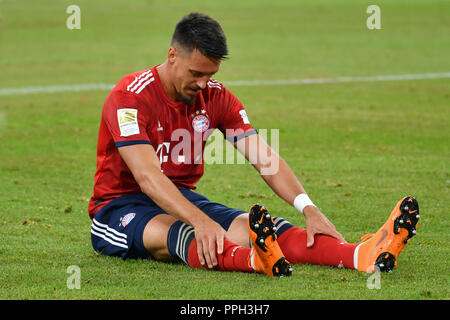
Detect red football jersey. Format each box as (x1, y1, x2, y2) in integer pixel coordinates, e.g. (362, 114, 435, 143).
(88, 65, 256, 218)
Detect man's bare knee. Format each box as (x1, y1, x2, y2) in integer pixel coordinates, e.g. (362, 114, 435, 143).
(143, 214, 177, 261)
(226, 213, 250, 247)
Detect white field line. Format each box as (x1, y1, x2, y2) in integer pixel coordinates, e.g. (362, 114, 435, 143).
(0, 72, 449, 96)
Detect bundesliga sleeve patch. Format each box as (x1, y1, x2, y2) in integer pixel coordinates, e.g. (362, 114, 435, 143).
(239, 110, 250, 124)
(117, 108, 140, 137)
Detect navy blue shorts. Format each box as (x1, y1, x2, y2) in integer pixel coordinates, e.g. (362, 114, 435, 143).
(90, 189, 246, 260)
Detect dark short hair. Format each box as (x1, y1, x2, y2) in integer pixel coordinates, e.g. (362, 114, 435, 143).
(171, 12, 228, 60)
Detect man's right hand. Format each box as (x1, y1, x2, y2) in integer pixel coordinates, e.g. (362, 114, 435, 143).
(118, 143, 226, 268)
(193, 217, 226, 268)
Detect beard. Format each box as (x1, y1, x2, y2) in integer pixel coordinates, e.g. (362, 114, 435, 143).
(177, 85, 201, 105)
(177, 92, 196, 105)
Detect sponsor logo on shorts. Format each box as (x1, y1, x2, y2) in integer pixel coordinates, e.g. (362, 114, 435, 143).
(120, 213, 136, 227)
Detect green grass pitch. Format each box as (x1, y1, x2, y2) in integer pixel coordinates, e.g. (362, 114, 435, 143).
(0, 0, 448, 300)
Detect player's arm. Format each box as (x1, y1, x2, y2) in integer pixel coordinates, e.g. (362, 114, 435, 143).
(118, 143, 225, 268)
(235, 133, 345, 247)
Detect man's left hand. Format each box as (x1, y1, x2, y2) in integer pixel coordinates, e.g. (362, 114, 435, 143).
(303, 205, 346, 247)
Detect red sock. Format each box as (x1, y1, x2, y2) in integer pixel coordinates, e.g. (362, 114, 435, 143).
(278, 226, 357, 269)
(187, 238, 253, 272)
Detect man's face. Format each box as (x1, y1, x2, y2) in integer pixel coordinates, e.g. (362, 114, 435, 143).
(169, 47, 221, 104)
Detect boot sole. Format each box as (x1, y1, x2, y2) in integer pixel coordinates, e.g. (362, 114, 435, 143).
(249, 204, 293, 277)
(375, 196, 420, 272)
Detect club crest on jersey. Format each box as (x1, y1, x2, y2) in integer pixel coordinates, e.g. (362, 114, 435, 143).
(192, 114, 210, 133)
(120, 213, 136, 228)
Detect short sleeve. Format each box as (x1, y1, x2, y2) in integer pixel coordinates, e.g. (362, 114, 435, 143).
(103, 90, 153, 148)
(216, 87, 257, 143)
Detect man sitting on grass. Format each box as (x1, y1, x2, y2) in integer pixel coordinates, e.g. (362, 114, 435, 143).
(88, 12, 419, 276)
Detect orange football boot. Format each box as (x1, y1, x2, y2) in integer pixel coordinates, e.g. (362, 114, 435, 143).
(355, 196, 420, 273)
(248, 204, 293, 277)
